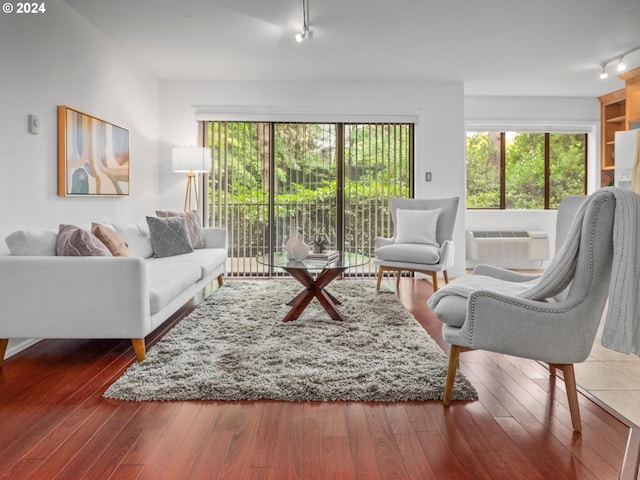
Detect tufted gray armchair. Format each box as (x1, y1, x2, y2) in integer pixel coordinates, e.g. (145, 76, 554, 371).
(374, 196, 460, 292)
(432, 191, 614, 432)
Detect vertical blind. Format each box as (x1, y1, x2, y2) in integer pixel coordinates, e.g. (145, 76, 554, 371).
(203, 121, 413, 277)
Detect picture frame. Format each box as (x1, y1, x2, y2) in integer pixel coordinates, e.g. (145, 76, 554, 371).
(57, 105, 130, 196)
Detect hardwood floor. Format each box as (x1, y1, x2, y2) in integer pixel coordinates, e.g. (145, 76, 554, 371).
(0, 278, 632, 479)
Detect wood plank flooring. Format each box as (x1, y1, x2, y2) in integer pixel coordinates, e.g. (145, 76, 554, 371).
(0, 278, 632, 479)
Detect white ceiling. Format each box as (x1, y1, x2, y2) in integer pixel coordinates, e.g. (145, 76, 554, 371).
(62, 0, 640, 97)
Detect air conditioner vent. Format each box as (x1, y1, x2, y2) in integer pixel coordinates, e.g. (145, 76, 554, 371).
(466, 230, 550, 270)
(472, 231, 529, 239)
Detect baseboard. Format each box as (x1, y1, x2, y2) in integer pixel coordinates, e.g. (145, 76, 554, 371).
(5, 338, 41, 359)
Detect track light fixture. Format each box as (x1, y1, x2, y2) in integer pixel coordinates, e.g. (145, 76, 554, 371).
(294, 0, 312, 43)
(599, 64, 608, 80)
(599, 45, 640, 79)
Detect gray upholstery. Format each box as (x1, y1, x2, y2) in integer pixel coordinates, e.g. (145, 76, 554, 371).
(470, 194, 587, 298)
(432, 190, 615, 432)
(440, 192, 610, 362)
(374, 196, 460, 290)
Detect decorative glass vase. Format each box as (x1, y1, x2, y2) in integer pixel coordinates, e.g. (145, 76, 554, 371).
(291, 233, 309, 260)
(286, 218, 299, 257)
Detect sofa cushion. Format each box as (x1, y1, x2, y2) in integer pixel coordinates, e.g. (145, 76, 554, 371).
(158, 248, 227, 278)
(56, 224, 112, 257)
(111, 221, 153, 258)
(395, 208, 441, 246)
(91, 223, 130, 257)
(5, 229, 58, 256)
(145, 259, 201, 314)
(375, 242, 440, 265)
(146, 216, 194, 258)
(156, 210, 205, 249)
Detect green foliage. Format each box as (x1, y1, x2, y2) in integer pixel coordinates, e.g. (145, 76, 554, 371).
(207, 122, 411, 260)
(505, 133, 545, 209)
(466, 131, 586, 210)
(466, 132, 500, 208)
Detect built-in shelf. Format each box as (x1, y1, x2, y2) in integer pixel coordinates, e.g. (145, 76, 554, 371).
(599, 67, 640, 181)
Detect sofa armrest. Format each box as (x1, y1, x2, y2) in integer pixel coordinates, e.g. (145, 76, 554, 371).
(0, 256, 151, 339)
(203, 228, 228, 249)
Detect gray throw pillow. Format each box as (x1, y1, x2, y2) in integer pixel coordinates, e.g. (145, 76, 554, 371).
(56, 224, 112, 257)
(155, 210, 205, 248)
(146, 216, 194, 258)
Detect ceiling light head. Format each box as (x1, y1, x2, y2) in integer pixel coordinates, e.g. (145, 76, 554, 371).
(599, 64, 608, 80)
(617, 56, 626, 72)
(295, 28, 308, 43)
(294, 0, 312, 44)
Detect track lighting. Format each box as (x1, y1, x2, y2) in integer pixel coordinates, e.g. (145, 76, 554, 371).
(295, 27, 310, 43)
(600, 64, 609, 80)
(617, 56, 626, 72)
(294, 0, 312, 43)
(598, 45, 640, 79)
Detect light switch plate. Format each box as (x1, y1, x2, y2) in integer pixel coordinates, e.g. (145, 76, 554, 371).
(28, 114, 40, 134)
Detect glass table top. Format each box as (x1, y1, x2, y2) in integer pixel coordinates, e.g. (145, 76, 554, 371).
(256, 251, 370, 271)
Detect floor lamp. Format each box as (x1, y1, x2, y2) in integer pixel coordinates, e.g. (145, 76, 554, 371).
(172, 147, 212, 211)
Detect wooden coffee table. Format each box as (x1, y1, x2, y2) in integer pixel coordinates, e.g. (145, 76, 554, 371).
(256, 251, 369, 322)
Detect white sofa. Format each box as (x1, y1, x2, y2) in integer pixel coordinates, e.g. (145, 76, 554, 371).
(0, 221, 227, 364)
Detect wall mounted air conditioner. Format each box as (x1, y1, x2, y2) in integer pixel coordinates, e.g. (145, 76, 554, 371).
(465, 230, 549, 270)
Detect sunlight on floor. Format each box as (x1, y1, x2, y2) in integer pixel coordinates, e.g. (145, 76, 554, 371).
(576, 318, 640, 427)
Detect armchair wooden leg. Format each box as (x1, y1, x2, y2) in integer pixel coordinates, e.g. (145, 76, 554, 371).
(376, 267, 384, 291)
(0, 339, 8, 366)
(443, 345, 461, 406)
(443, 270, 449, 284)
(131, 338, 146, 362)
(559, 364, 582, 432)
(217, 274, 224, 286)
(396, 270, 401, 290)
(431, 272, 439, 291)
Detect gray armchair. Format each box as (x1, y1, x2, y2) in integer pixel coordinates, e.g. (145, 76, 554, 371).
(374, 196, 460, 291)
(431, 191, 615, 432)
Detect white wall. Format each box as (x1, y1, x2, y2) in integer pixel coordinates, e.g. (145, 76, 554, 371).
(0, 0, 160, 254)
(464, 95, 599, 260)
(159, 80, 467, 275)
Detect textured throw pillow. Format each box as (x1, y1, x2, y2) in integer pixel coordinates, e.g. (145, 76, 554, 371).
(5, 229, 58, 255)
(56, 224, 112, 256)
(394, 208, 441, 246)
(146, 216, 194, 258)
(91, 223, 130, 257)
(156, 210, 205, 249)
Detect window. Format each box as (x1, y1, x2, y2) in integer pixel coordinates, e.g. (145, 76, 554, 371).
(203, 121, 413, 276)
(466, 131, 587, 209)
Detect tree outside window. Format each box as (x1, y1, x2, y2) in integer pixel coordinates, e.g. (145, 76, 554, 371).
(467, 131, 586, 209)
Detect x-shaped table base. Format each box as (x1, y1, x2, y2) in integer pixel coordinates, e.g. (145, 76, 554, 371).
(281, 266, 347, 322)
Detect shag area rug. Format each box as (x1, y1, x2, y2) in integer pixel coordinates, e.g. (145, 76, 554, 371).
(104, 280, 478, 402)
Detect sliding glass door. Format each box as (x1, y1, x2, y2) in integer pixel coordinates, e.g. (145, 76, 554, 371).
(204, 121, 413, 276)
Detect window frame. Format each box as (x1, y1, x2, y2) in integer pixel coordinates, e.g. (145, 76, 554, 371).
(466, 127, 589, 210)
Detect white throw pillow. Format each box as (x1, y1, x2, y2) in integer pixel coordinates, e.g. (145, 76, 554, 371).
(394, 208, 441, 246)
(5, 229, 58, 255)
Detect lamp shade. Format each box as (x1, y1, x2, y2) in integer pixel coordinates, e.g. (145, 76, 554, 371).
(172, 147, 212, 173)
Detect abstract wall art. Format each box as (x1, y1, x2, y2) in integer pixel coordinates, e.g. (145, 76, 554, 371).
(58, 105, 130, 196)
